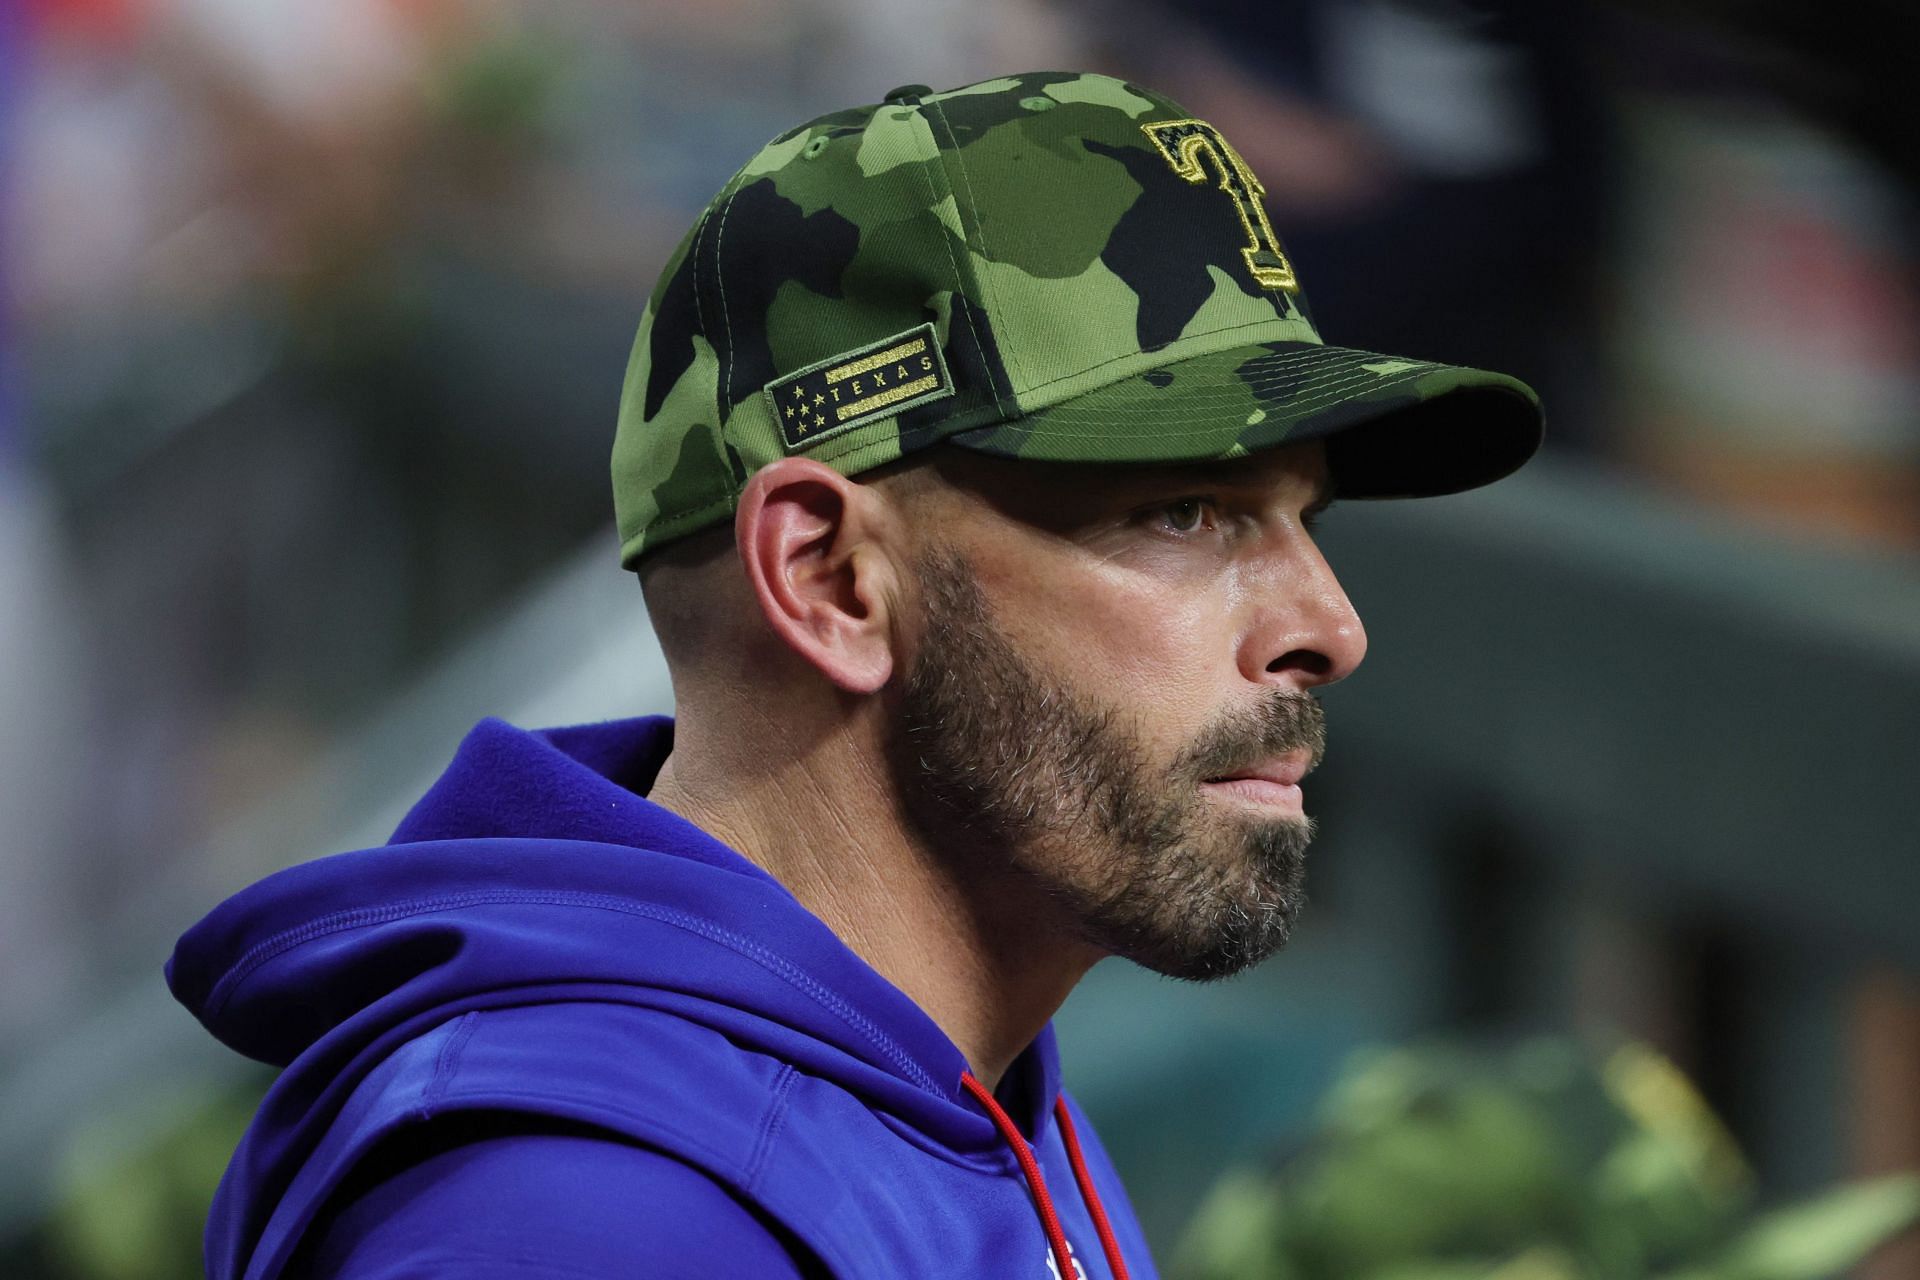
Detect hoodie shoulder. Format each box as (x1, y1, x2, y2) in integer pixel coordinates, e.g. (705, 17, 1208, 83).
(230, 1002, 828, 1278)
(291, 1112, 823, 1278)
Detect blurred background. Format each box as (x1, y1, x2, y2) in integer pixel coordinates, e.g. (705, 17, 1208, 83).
(2, 0, 1917, 1276)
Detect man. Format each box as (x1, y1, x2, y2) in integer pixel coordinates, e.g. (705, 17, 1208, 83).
(169, 72, 1541, 1279)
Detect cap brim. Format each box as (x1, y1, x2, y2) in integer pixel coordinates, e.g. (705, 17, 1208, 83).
(947, 340, 1543, 498)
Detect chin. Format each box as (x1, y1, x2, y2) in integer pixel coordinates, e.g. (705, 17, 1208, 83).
(1121, 923, 1298, 983)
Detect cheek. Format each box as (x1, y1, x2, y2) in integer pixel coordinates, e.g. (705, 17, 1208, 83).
(976, 553, 1239, 727)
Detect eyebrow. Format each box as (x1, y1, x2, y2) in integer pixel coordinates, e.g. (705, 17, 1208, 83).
(1125, 459, 1336, 509)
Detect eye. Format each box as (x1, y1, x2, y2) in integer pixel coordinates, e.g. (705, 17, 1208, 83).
(1301, 501, 1334, 535)
(1153, 497, 1217, 535)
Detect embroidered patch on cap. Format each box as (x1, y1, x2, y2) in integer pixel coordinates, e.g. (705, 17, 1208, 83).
(765, 323, 954, 453)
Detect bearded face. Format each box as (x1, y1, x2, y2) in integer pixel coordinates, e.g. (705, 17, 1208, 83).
(889, 550, 1326, 982)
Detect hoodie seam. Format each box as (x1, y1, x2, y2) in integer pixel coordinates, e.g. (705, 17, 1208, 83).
(743, 1064, 797, 1194)
(418, 1012, 478, 1119)
(423, 1086, 751, 1184)
(206, 890, 944, 1095)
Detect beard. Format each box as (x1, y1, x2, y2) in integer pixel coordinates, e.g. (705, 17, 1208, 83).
(886, 549, 1326, 982)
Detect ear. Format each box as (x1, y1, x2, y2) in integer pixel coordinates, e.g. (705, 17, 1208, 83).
(734, 457, 903, 695)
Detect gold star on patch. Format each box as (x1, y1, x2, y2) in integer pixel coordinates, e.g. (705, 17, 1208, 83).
(792, 386, 805, 401)
(813, 392, 825, 407)
(785, 404, 795, 419)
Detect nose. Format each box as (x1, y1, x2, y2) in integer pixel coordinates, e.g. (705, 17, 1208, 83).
(1240, 541, 1368, 691)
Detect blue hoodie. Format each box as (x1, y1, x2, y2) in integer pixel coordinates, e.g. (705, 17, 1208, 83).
(168, 716, 1158, 1279)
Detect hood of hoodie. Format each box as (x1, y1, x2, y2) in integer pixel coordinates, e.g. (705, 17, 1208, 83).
(166, 717, 1142, 1280)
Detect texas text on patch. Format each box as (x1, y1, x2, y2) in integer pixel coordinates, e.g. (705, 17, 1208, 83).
(766, 323, 954, 453)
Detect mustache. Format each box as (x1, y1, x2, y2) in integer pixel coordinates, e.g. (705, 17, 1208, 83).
(1179, 692, 1326, 780)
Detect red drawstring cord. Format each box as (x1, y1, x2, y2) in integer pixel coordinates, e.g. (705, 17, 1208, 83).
(959, 1073, 1075, 1277)
(959, 1072, 1131, 1280)
(1052, 1095, 1131, 1280)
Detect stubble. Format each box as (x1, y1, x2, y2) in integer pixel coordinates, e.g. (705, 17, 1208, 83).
(888, 550, 1325, 982)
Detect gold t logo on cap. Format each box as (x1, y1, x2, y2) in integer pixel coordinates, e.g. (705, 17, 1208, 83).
(1141, 119, 1299, 293)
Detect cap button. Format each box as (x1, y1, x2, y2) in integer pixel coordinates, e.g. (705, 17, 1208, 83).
(883, 83, 931, 104)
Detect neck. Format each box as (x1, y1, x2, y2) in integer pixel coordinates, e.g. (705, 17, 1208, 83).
(647, 709, 1101, 1092)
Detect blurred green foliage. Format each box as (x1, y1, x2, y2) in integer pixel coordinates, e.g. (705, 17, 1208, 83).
(1173, 1040, 1920, 1280)
(36, 1076, 267, 1280)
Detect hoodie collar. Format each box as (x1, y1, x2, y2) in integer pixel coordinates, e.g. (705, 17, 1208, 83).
(289, 715, 1063, 1138)
(424, 721, 1067, 1143)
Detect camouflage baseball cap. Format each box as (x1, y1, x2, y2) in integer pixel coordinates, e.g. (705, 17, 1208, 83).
(613, 71, 1543, 567)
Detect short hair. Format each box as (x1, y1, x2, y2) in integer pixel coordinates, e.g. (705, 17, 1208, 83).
(635, 520, 735, 675)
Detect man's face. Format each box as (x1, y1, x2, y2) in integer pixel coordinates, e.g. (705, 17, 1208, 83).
(885, 440, 1367, 981)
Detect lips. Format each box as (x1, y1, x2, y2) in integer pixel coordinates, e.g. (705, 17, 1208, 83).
(1198, 752, 1314, 813)
(1204, 754, 1312, 788)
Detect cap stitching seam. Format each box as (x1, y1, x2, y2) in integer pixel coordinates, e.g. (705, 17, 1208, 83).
(679, 197, 729, 514)
(1245, 364, 1425, 405)
(1018, 367, 1433, 440)
(927, 104, 1000, 363)
(1240, 367, 1417, 419)
(919, 100, 1010, 414)
(622, 492, 737, 564)
(712, 185, 747, 414)
(687, 203, 715, 324)
(1012, 360, 1429, 431)
(686, 200, 720, 429)
(1051, 364, 1421, 425)
(1091, 347, 1374, 382)
(691, 200, 721, 402)
(799, 400, 1008, 470)
(812, 423, 915, 467)
(1268, 369, 1416, 398)
(917, 110, 1000, 412)
(1242, 349, 1408, 371)
(640, 493, 735, 531)
(1210, 362, 1403, 402)
(1019, 317, 1319, 396)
